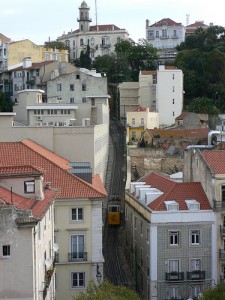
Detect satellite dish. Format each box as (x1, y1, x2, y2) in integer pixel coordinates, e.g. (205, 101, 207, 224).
(45, 258, 52, 268)
(53, 243, 59, 252)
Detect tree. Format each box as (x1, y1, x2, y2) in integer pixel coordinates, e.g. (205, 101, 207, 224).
(79, 43, 92, 69)
(199, 283, 225, 299)
(175, 26, 225, 111)
(187, 97, 220, 116)
(44, 41, 69, 51)
(74, 280, 141, 300)
(0, 92, 13, 112)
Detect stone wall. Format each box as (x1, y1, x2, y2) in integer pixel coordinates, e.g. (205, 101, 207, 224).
(128, 147, 184, 179)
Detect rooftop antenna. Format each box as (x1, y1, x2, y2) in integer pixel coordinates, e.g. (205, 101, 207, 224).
(95, 0, 98, 26)
(186, 14, 190, 26)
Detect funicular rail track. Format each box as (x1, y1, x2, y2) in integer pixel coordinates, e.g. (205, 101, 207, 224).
(103, 118, 128, 285)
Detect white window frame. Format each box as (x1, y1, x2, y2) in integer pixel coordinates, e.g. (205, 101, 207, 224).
(71, 208, 83, 221)
(169, 231, 179, 246)
(190, 258, 201, 271)
(190, 230, 200, 245)
(71, 272, 85, 288)
(24, 180, 35, 193)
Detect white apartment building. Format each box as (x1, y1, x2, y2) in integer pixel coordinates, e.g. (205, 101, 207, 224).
(157, 65, 183, 127)
(57, 1, 130, 61)
(146, 18, 185, 50)
(119, 66, 183, 127)
(0, 165, 57, 300)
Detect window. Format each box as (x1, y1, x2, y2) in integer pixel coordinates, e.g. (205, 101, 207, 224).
(169, 231, 179, 245)
(190, 259, 200, 271)
(146, 228, 149, 243)
(82, 97, 86, 103)
(70, 84, 74, 91)
(173, 111, 175, 116)
(165, 200, 179, 211)
(76, 74, 80, 79)
(191, 285, 202, 298)
(132, 118, 135, 126)
(82, 84, 86, 91)
(24, 180, 35, 193)
(173, 30, 177, 38)
(140, 247, 143, 267)
(173, 98, 174, 104)
(173, 86, 175, 92)
(70, 98, 74, 103)
(162, 29, 167, 38)
(156, 31, 159, 38)
(222, 185, 225, 202)
(90, 38, 95, 45)
(140, 221, 143, 235)
(71, 272, 85, 288)
(172, 74, 175, 79)
(141, 118, 144, 126)
(169, 287, 179, 299)
(131, 132, 136, 140)
(148, 30, 154, 39)
(169, 259, 179, 272)
(71, 235, 84, 261)
(191, 230, 200, 245)
(134, 216, 137, 229)
(57, 84, 62, 91)
(72, 208, 83, 221)
(102, 36, 110, 46)
(80, 39, 84, 46)
(2, 245, 10, 257)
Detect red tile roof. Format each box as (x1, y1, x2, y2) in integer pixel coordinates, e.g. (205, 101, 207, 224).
(202, 150, 225, 174)
(146, 128, 210, 139)
(0, 165, 43, 177)
(90, 24, 121, 31)
(11, 61, 55, 71)
(150, 18, 182, 27)
(0, 139, 107, 199)
(140, 172, 211, 211)
(130, 105, 146, 112)
(140, 70, 157, 75)
(186, 21, 208, 28)
(0, 186, 57, 219)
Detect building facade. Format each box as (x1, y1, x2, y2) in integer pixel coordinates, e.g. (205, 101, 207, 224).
(0, 140, 107, 300)
(57, 1, 130, 61)
(0, 165, 57, 300)
(125, 172, 215, 300)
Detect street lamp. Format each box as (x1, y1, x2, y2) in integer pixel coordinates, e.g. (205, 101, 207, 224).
(96, 264, 102, 283)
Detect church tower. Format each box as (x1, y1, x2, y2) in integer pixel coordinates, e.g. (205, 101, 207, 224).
(77, 1, 92, 32)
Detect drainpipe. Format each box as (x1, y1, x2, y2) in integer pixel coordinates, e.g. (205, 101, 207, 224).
(33, 226, 37, 300)
(208, 130, 225, 145)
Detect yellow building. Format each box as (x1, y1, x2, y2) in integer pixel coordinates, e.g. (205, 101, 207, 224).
(126, 104, 159, 143)
(7, 39, 68, 69)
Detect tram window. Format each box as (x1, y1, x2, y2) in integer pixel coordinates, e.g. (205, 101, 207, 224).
(108, 206, 119, 212)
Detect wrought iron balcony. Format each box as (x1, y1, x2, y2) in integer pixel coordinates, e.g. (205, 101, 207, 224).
(187, 270, 205, 280)
(100, 44, 111, 49)
(213, 200, 225, 210)
(219, 249, 225, 259)
(165, 272, 184, 282)
(68, 252, 87, 262)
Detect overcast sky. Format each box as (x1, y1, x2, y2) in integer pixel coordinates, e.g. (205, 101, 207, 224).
(1, 0, 224, 45)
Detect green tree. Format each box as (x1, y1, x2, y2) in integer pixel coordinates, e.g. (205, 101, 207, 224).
(74, 280, 141, 300)
(79, 43, 92, 69)
(44, 41, 69, 51)
(0, 92, 13, 112)
(175, 26, 225, 111)
(187, 97, 220, 116)
(199, 283, 225, 299)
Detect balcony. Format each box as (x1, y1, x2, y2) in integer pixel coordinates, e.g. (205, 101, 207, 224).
(187, 270, 205, 281)
(127, 123, 145, 128)
(100, 44, 111, 49)
(213, 200, 225, 210)
(219, 249, 225, 259)
(165, 272, 184, 282)
(68, 252, 87, 262)
(171, 35, 179, 39)
(160, 35, 169, 39)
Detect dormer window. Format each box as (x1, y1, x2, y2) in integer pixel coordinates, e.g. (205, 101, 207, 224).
(165, 200, 179, 211)
(185, 200, 200, 210)
(24, 180, 35, 193)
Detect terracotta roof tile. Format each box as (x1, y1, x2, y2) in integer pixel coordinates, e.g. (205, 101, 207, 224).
(130, 105, 146, 112)
(150, 18, 182, 27)
(202, 150, 225, 174)
(140, 172, 211, 211)
(140, 70, 157, 75)
(90, 24, 121, 31)
(11, 61, 55, 71)
(0, 140, 107, 199)
(0, 186, 57, 219)
(186, 22, 208, 28)
(0, 165, 44, 177)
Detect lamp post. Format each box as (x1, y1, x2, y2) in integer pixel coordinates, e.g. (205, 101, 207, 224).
(96, 263, 102, 283)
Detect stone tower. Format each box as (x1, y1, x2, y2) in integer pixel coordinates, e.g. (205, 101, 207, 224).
(78, 1, 92, 32)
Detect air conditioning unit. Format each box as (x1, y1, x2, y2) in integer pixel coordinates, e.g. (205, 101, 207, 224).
(58, 122, 63, 126)
(82, 118, 90, 126)
(37, 116, 42, 121)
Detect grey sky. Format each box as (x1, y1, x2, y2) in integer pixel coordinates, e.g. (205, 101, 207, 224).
(1, 0, 224, 45)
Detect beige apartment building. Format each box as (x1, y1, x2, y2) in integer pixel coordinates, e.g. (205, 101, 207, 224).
(0, 140, 107, 300)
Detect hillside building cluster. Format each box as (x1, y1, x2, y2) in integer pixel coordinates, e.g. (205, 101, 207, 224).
(0, 1, 221, 300)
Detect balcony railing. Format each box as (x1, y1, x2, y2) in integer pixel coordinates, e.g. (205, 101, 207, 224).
(213, 200, 225, 210)
(165, 272, 184, 282)
(160, 35, 169, 39)
(127, 123, 145, 128)
(100, 44, 111, 49)
(68, 252, 87, 262)
(187, 270, 205, 280)
(219, 249, 225, 259)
